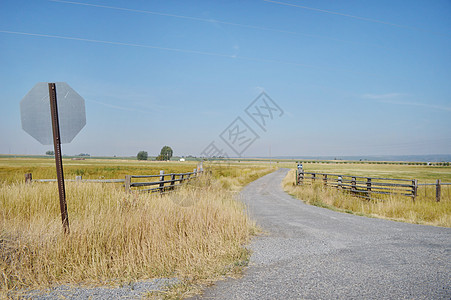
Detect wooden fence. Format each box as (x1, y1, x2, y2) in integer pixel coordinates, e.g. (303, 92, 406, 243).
(296, 170, 416, 200)
(417, 180, 451, 202)
(295, 169, 449, 202)
(25, 168, 202, 194)
(124, 169, 200, 193)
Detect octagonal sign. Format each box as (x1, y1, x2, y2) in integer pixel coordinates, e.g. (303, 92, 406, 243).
(20, 82, 86, 145)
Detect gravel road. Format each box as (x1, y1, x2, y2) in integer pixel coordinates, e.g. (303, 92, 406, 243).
(191, 168, 451, 299)
(23, 278, 179, 299)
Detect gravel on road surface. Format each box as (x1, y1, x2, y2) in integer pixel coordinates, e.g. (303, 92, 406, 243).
(191, 168, 451, 299)
(22, 278, 179, 299)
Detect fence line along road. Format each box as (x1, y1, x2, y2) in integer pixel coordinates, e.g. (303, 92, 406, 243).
(418, 179, 451, 203)
(125, 169, 201, 193)
(24, 166, 203, 194)
(296, 168, 449, 202)
(29, 177, 125, 183)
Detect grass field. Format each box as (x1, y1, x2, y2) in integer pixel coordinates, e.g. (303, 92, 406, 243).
(283, 163, 451, 227)
(0, 157, 274, 298)
(0, 157, 202, 184)
(278, 161, 451, 183)
(2, 157, 449, 297)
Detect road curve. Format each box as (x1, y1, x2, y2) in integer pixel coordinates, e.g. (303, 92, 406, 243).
(192, 169, 451, 299)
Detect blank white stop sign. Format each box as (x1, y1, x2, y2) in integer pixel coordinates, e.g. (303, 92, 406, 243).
(20, 82, 86, 145)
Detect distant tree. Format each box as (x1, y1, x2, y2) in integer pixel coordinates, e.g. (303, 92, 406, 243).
(78, 153, 90, 157)
(157, 146, 173, 161)
(137, 151, 148, 161)
(46, 150, 54, 155)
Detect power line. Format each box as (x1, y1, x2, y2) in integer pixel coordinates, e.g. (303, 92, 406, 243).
(263, 0, 451, 37)
(48, 0, 389, 50)
(0, 29, 378, 77)
(0, 30, 235, 58)
(49, 0, 297, 35)
(264, 0, 406, 28)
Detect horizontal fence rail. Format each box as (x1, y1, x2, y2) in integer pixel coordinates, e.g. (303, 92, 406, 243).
(125, 169, 200, 193)
(418, 179, 451, 202)
(30, 178, 125, 183)
(296, 170, 416, 200)
(24, 162, 204, 194)
(295, 169, 449, 202)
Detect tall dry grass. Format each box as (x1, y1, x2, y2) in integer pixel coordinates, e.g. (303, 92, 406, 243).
(0, 157, 199, 184)
(283, 169, 451, 227)
(210, 165, 276, 191)
(1, 174, 253, 297)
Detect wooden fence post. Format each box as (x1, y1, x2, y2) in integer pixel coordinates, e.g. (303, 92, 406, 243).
(159, 171, 165, 193)
(436, 179, 441, 202)
(412, 179, 418, 202)
(125, 175, 131, 193)
(197, 162, 203, 174)
(296, 163, 303, 185)
(76, 176, 82, 182)
(180, 174, 185, 184)
(338, 176, 342, 190)
(25, 173, 32, 184)
(366, 178, 372, 192)
(323, 174, 327, 186)
(170, 174, 176, 190)
(351, 177, 356, 193)
(312, 173, 316, 183)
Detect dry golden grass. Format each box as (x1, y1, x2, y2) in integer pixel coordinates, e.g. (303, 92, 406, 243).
(0, 157, 199, 184)
(210, 164, 276, 192)
(277, 161, 451, 182)
(0, 168, 268, 298)
(283, 169, 451, 227)
(0, 157, 274, 185)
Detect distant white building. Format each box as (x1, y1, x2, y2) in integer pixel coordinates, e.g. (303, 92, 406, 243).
(179, 158, 185, 162)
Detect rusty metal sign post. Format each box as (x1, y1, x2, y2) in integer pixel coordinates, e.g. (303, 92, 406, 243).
(48, 83, 69, 233)
(20, 82, 86, 234)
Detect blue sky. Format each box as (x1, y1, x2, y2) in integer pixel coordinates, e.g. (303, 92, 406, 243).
(1, 0, 450, 157)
